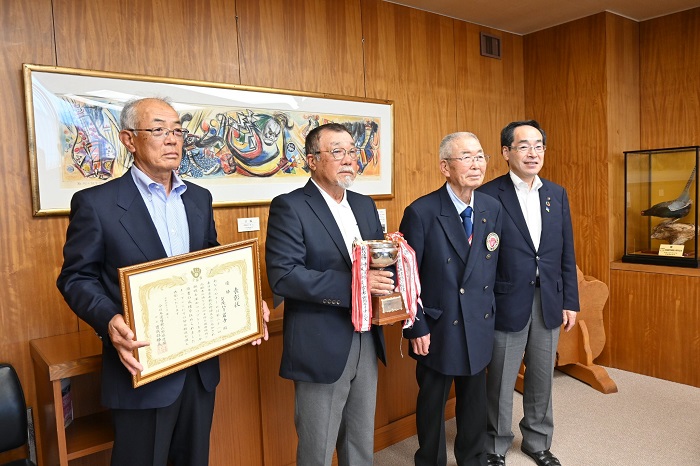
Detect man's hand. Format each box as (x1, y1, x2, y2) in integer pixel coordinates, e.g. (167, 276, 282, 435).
(108, 314, 149, 375)
(562, 309, 577, 331)
(252, 300, 271, 346)
(411, 334, 431, 356)
(368, 269, 395, 296)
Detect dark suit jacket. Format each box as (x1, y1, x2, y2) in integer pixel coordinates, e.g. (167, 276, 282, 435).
(478, 174, 579, 332)
(57, 169, 220, 409)
(400, 184, 502, 376)
(265, 180, 386, 384)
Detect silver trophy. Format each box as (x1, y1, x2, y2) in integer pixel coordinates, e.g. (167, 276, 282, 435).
(366, 240, 407, 325)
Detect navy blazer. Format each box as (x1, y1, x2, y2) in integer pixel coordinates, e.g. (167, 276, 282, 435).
(400, 184, 502, 376)
(57, 170, 220, 409)
(478, 174, 579, 332)
(265, 180, 386, 384)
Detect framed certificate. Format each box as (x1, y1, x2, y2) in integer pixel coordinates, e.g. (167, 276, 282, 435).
(118, 239, 264, 387)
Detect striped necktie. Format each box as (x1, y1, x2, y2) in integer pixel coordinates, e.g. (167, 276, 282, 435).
(460, 206, 473, 245)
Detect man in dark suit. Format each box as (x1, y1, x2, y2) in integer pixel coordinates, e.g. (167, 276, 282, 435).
(478, 120, 579, 466)
(57, 97, 268, 466)
(265, 123, 392, 466)
(401, 132, 502, 466)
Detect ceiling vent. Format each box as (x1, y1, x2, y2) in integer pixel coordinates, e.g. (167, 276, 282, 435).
(480, 32, 501, 59)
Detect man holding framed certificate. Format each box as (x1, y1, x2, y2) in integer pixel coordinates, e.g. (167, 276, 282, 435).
(57, 97, 268, 466)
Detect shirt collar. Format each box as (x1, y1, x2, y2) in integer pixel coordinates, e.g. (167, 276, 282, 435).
(310, 178, 349, 207)
(445, 182, 473, 214)
(509, 170, 543, 192)
(131, 165, 187, 194)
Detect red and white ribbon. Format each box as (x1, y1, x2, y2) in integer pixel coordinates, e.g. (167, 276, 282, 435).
(351, 242, 372, 332)
(351, 233, 421, 331)
(385, 232, 420, 329)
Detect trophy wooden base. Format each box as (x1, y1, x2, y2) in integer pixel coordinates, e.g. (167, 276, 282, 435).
(372, 293, 407, 326)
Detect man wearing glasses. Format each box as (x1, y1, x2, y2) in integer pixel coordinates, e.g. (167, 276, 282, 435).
(400, 132, 502, 466)
(58, 97, 269, 466)
(265, 123, 392, 466)
(478, 120, 579, 466)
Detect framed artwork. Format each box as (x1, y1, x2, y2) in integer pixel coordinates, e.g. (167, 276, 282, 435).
(119, 239, 264, 388)
(23, 64, 394, 216)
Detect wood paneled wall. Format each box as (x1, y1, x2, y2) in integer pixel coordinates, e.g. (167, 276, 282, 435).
(0, 0, 525, 464)
(523, 12, 640, 366)
(640, 8, 700, 149)
(607, 7, 700, 387)
(3, 0, 699, 462)
(609, 263, 700, 387)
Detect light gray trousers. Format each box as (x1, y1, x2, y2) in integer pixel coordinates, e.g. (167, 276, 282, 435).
(485, 289, 560, 455)
(294, 331, 378, 466)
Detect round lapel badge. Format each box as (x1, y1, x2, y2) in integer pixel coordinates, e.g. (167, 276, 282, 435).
(486, 232, 499, 251)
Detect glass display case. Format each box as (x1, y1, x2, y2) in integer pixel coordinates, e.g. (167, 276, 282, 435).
(623, 146, 700, 267)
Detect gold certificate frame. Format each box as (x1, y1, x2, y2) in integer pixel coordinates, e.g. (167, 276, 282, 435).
(118, 239, 263, 388)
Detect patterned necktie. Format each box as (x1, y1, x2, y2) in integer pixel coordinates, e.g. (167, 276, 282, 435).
(460, 206, 473, 245)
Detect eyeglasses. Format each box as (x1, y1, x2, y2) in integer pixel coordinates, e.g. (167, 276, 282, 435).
(509, 144, 546, 155)
(443, 154, 490, 164)
(126, 127, 189, 139)
(314, 147, 361, 160)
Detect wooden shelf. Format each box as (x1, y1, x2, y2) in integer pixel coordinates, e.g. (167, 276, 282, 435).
(30, 330, 103, 381)
(65, 411, 113, 460)
(30, 331, 110, 465)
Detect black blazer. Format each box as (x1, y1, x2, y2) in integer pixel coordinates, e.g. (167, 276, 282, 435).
(265, 180, 386, 384)
(400, 184, 502, 376)
(57, 170, 220, 409)
(478, 174, 579, 332)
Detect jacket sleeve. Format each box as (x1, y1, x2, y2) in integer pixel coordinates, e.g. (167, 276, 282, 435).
(399, 203, 431, 339)
(56, 190, 122, 339)
(561, 188, 580, 311)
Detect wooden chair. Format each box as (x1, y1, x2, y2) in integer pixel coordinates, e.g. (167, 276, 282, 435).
(0, 363, 37, 466)
(515, 267, 618, 394)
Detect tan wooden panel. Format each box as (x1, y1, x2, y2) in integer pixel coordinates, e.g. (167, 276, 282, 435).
(258, 332, 297, 466)
(601, 14, 640, 365)
(53, 0, 240, 84)
(609, 268, 700, 387)
(210, 347, 264, 465)
(454, 22, 525, 179)
(640, 8, 700, 149)
(237, 0, 365, 96)
(523, 13, 609, 285)
(0, 3, 78, 453)
(361, 0, 457, 232)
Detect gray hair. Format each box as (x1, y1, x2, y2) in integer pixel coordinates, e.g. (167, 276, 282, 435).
(119, 97, 175, 130)
(439, 132, 480, 160)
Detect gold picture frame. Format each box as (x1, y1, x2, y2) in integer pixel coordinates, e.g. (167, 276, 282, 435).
(118, 239, 264, 388)
(23, 63, 394, 216)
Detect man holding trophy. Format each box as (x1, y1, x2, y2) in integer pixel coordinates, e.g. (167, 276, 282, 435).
(266, 123, 394, 466)
(400, 132, 503, 466)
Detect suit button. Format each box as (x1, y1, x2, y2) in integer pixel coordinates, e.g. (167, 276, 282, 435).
(529, 281, 536, 286)
(484, 285, 489, 290)
(459, 288, 465, 294)
(447, 258, 451, 263)
(536, 256, 540, 261)
(335, 300, 340, 305)
(486, 253, 491, 259)
(484, 313, 490, 318)
(453, 320, 459, 325)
